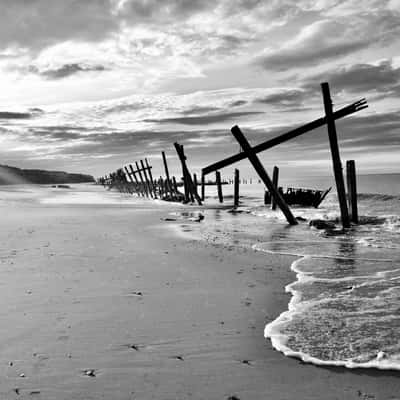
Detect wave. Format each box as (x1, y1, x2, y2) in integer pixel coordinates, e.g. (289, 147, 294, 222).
(358, 193, 400, 202)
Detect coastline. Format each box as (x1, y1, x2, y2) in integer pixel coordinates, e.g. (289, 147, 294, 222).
(1, 186, 400, 399)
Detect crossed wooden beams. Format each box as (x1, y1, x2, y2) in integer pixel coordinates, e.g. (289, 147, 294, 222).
(202, 82, 368, 227)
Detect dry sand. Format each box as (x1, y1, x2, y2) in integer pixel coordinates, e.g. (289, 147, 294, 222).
(1, 187, 400, 399)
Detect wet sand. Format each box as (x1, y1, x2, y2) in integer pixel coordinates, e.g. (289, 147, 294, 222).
(1, 187, 400, 399)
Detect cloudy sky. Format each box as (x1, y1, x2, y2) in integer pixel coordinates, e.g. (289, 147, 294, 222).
(0, 0, 399, 178)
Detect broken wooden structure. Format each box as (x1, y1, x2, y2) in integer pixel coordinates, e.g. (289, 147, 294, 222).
(99, 82, 366, 227)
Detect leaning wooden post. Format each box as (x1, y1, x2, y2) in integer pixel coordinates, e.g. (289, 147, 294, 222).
(271, 166, 279, 210)
(201, 173, 205, 201)
(129, 164, 142, 196)
(173, 143, 202, 205)
(346, 160, 358, 224)
(145, 158, 157, 199)
(234, 168, 240, 208)
(161, 151, 173, 197)
(124, 166, 134, 194)
(216, 171, 223, 203)
(140, 160, 154, 198)
(321, 82, 350, 228)
(135, 161, 148, 197)
(231, 125, 298, 225)
(172, 176, 179, 196)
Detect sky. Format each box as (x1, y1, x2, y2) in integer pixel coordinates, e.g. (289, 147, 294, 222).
(0, 0, 399, 179)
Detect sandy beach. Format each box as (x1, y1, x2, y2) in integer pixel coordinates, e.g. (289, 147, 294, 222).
(1, 185, 400, 400)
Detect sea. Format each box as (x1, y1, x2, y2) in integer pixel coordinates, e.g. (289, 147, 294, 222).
(186, 173, 400, 371)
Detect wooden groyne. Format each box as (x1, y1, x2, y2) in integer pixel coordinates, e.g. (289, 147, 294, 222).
(98, 82, 366, 227)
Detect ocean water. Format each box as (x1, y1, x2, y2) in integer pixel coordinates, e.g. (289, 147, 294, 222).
(198, 174, 400, 370)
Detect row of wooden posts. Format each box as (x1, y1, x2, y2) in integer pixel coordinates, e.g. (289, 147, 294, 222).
(99, 82, 367, 229)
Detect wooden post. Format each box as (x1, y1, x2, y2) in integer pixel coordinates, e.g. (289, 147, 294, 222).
(135, 161, 148, 197)
(321, 82, 350, 228)
(193, 173, 199, 197)
(216, 171, 223, 203)
(161, 151, 172, 197)
(145, 158, 157, 199)
(234, 168, 240, 208)
(201, 173, 205, 201)
(129, 164, 142, 196)
(124, 166, 134, 194)
(140, 160, 153, 198)
(173, 143, 202, 205)
(271, 166, 279, 210)
(231, 125, 298, 225)
(346, 160, 358, 224)
(172, 176, 179, 195)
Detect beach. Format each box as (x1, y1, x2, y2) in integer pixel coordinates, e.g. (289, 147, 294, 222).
(1, 184, 400, 400)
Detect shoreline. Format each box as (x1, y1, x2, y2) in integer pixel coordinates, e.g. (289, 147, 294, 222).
(1, 186, 400, 399)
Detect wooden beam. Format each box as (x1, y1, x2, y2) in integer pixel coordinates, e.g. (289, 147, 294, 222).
(145, 158, 157, 199)
(234, 168, 240, 208)
(173, 142, 202, 205)
(216, 171, 223, 203)
(231, 125, 298, 225)
(346, 160, 358, 224)
(201, 173, 205, 201)
(140, 160, 153, 198)
(161, 151, 173, 197)
(271, 166, 279, 210)
(202, 99, 367, 176)
(321, 82, 350, 228)
(129, 164, 142, 196)
(135, 161, 149, 197)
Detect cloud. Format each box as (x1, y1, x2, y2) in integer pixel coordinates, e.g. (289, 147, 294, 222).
(302, 60, 400, 96)
(0, 112, 32, 119)
(255, 89, 311, 106)
(144, 111, 264, 125)
(29, 63, 108, 80)
(0, 0, 117, 50)
(254, 19, 371, 71)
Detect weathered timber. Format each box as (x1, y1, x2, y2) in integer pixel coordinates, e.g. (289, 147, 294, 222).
(193, 173, 199, 197)
(202, 98, 367, 175)
(271, 166, 279, 210)
(145, 158, 157, 199)
(140, 160, 154, 198)
(124, 166, 135, 194)
(234, 168, 240, 208)
(321, 82, 350, 228)
(201, 173, 205, 201)
(346, 160, 358, 224)
(172, 176, 179, 194)
(173, 143, 202, 205)
(231, 125, 298, 225)
(135, 161, 149, 197)
(216, 171, 223, 203)
(161, 151, 173, 197)
(129, 164, 143, 196)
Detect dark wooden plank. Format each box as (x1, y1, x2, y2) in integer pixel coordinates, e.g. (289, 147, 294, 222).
(321, 82, 350, 228)
(231, 125, 298, 225)
(173, 143, 202, 205)
(234, 168, 240, 208)
(161, 151, 172, 197)
(271, 166, 279, 210)
(216, 171, 223, 203)
(346, 160, 358, 224)
(202, 99, 367, 176)
(135, 161, 149, 197)
(145, 158, 157, 199)
(201, 173, 205, 201)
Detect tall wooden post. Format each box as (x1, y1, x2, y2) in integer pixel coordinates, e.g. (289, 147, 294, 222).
(346, 160, 358, 224)
(321, 82, 350, 228)
(161, 151, 172, 197)
(271, 166, 279, 210)
(135, 161, 148, 197)
(201, 173, 205, 201)
(172, 176, 179, 195)
(193, 173, 199, 197)
(216, 171, 223, 203)
(231, 125, 297, 225)
(140, 160, 153, 198)
(234, 168, 240, 208)
(173, 143, 202, 205)
(145, 158, 157, 199)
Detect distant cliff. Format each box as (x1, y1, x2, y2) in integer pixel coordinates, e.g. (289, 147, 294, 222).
(0, 164, 95, 185)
